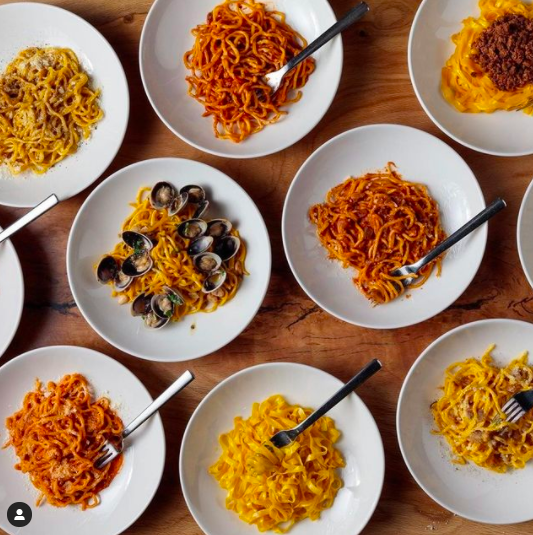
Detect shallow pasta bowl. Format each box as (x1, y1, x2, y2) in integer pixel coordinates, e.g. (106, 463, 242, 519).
(409, 0, 533, 157)
(139, 0, 342, 158)
(66, 158, 271, 362)
(180, 362, 384, 535)
(0, 228, 24, 359)
(282, 124, 486, 330)
(0, 345, 165, 535)
(397, 319, 533, 524)
(517, 176, 533, 290)
(0, 2, 129, 207)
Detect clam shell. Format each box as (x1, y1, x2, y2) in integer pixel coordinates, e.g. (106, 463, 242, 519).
(202, 269, 227, 294)
(206, 219, 232, 238)
(151, 181, 177, 210)
(193, 252, 222, 274)
(180, 184, 206, 204)
(187, 235, 213, 256)
(122, 231, 153, 252)
(122, 251, 154, 277)
(213, 236, 241, 262)
(177, 219, 208, 240)
(96, 256, 119, 284)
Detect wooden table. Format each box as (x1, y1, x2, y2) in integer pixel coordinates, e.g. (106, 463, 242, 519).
(0, 0, 531, 533)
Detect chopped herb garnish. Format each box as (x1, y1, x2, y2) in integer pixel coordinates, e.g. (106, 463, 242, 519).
(168, 293, 184, 306)
(165, 310, 173, 318)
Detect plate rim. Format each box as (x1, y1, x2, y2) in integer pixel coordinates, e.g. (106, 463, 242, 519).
(281, 123, 487, 330)
(138, 0, 343, 159)
(517, 177, 533, 290)
(179, 361, 385, 535)
(396, 318, 533, 524)
(66, 157, 272, 362)
(0, 344, 166, 535)
(0, 1, 130, 208)
(408, 0, 533, 158)
(0, 232, 24, 360)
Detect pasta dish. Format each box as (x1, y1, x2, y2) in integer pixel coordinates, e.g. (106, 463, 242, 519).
(209, 395, 344, 533)
(3, 374, 123, 509)
(96, 182, 247, 330)
(432, 345, 533, 472)
(0, 47, 103, 175)
(442, 0, 533, 114)
(309, 163, 446, 305)
(183, 0, 315, 143)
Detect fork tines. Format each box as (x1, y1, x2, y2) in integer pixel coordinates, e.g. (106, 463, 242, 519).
(502, 398, 525, 424)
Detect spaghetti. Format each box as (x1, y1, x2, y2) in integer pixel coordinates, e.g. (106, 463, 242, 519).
(103, 186, 246, 320)
(3, 374, 123, 509)
(0, 47, 103, 175)
(432, 346, 533, 472)
(209, 395, 345, 533)
(309, 163, 446, 305)
(183, 0, 315, 143)
(442, 0, 533, 114)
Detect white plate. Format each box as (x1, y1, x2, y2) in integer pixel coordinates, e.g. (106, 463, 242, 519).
(397, 319, 533, 524)
(180, 362, 384, 535)
(517, 177, 533, 290)
(0, 2, 129, 207)
(0, 345, 165, 535)
(0, 230, 24, 359)
(139, 0, 342, 158)
(409, 0, 533, 157)
(282, 124, 486, 330)
(67, 158, 271, 362)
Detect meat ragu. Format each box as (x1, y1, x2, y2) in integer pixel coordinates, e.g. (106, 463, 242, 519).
(473, 13, 533, 92)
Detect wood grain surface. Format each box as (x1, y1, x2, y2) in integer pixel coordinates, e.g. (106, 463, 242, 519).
(0, 0, 531, 533)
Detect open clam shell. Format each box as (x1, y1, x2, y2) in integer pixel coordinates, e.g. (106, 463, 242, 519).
(144, 310, 170, 330)
(206, 219, 232, 238)
(193, 200, 210, 219)
(202, 269, 227, 294)
(122, 250, 154, 277)
(180, 184, 205, 204)
(187, 235, 213, 256)
(169, 191, 189, 216)
(114, 270, 133, 292)
(151, 181, 177, 210)
(177, 218, 208, 240)
(131, 293, 153, 317)
(122, 231, 153, 252)
(213, 236, 241, 262)
(96, 256, 119, 284)
(193, 252, 222, 274)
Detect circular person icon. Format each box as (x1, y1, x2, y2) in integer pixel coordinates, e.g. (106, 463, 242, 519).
(7, 502, 32, 527)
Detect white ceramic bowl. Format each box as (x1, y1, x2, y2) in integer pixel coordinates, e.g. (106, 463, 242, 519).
(0, 232, 24, 359)
(517, 177, 533, 290)
(0, 2, 129, 207)
(139, 0, 342, 158)
(0, 345, 165, 535)
(398, 319, 533, 524)
(67, 158, 271, 362)
(282, 124, 486, 330)
(180, 362, 384, 535)
(409, 0, 533, 157)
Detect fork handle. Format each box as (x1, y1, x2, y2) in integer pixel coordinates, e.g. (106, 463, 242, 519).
(294, 359, 382, 437)
(411, 198, 506, 272)
(281, 2, 369, 76)
(0, 194, 59, 245)
(123, 370, 194, 439)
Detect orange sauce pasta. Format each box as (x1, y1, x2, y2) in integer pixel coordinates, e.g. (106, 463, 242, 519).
(309, 163, 446, 305)
(0, 47, 103, 174)
(3, 374, 123, 509)
(209, 395, 345, 533)
(183, 0, 315, 143)
(432, 346, 533, 472)
(442, 0, 533, 114)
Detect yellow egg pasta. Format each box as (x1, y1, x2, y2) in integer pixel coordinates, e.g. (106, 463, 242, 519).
(209, 395, 345, 533)
(432, 345, 533, 472)
(0, 47, 103, 174)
